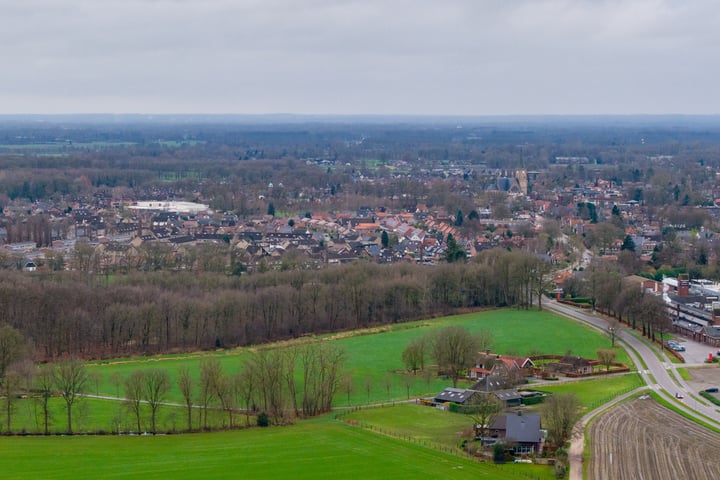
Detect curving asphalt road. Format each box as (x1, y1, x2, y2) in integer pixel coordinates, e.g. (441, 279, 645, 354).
(543, 299, 720, 480)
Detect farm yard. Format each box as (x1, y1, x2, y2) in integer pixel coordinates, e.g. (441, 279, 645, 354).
(587, 398, 720, 479)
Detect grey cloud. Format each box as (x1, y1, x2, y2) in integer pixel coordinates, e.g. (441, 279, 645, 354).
(0, 0, 718, 114)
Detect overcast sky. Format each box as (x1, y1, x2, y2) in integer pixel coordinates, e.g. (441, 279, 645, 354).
(1, 0, 718, 115)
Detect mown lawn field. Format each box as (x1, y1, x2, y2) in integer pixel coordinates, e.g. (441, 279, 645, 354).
(0, 418, 534, 480)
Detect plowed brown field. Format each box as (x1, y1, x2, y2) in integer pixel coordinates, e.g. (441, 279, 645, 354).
(588, 398, 720, 479)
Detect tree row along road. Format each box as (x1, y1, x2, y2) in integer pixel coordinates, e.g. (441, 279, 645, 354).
(543, 300, 720, 480)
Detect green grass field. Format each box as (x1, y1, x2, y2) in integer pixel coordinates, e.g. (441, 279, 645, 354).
(1, 308, 632, 434)
(0, 308, 641, 478)
(343, 402, 472, 446)
(4, 396, 240, 435)
(528, 373, 644, 411)
(341, 404, 556, 479)
(0, 418, 535, 480)
(84, 309, 627, 407)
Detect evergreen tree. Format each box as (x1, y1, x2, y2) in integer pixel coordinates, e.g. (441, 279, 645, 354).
(381, 230, 389, 248)
(455, 210, 463, 227)
(445, 234, 466, 263)
(621, 235, 636, 252)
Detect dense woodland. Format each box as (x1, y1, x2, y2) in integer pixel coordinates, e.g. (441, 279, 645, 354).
(0, 248, 549, 361)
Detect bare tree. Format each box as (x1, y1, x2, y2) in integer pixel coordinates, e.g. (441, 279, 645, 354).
(382, 374, 394, 402)
(363, 376, 374, 405)
(422, 367, 435, 387)
(596, 349, 617, 371)
(250, 350, 286, 422)
(614, 280, 641, 329)
(198, 358, 222, 429)
(2, 369, 21, 432)
(236, 364, 256, 427)
(109, 371, 123, 398)
(475, 329, 494, 353)
(124, 370, 145, 434)
(340, 373, 354, 406)
(316, 344, 343, 413)
(215, 372, 237, 428)
(401, 375, 415, 399)
(468, 392, 504, 439)
(144, 368, 170, 434)
(87, 370, 102, 396)
(298, 343, 343, 416)
(178, 367, 194, 431)
(35, 364, 54, 435)
(431, 326, 480, 387)
(637, 294, 666, 340)
(72, 240, 99, 274)
(0, 324, 25, 382)
(542, 393, 582, 448)
(651, 306, 673, 346)
(284, 346, 300, 418)
(401, 337, 427, 374)
(54, 359, 88, 434)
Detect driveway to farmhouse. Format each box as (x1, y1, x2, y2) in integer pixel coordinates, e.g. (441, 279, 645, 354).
(544, 299, 720, 480)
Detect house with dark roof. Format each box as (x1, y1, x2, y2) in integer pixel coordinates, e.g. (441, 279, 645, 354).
(434, 387, 479, 405)
(493, 390, 523, 407)
(486, 411, 544, 454)
(545, 356, 593, 376)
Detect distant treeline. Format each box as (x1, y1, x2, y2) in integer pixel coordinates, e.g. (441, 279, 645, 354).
(1, 249, 549, 360)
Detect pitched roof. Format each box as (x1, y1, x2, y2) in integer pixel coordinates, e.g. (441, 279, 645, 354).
(434, 387, 476, 404)
(504, 413, 542, 443)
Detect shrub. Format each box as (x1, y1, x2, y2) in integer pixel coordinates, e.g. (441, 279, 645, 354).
(700, 391, 720, 406)
(257, 412, 270, 427)
(521, 395, 546, 406)
(493, 442, 506, 463)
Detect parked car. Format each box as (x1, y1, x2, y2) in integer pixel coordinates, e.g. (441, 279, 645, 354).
(672, 345, 686, 352)
(705, 387, 719, 393)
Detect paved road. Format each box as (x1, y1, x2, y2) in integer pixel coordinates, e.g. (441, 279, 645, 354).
(543, 300, 720, 480)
